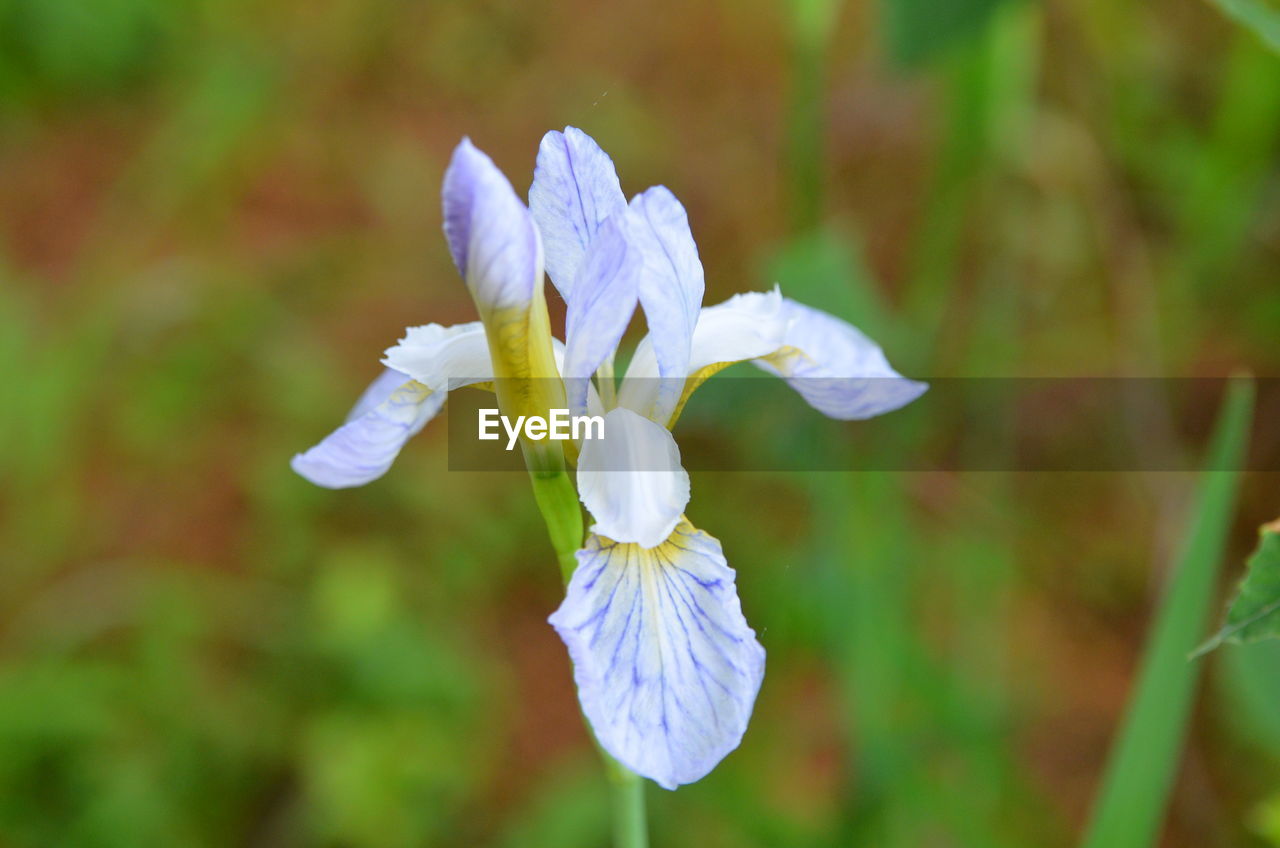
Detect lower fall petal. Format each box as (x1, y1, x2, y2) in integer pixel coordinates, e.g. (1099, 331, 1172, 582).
(548, 520, 765, 790)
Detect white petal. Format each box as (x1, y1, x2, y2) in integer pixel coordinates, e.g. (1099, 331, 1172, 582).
(291, 378, 442, 488)
(528, 127, 628, 298)
(548, 520, 766, 790)
(380, 321, 492, 392)
(685, 289, 791, 373)
(577, 408, 689, 548)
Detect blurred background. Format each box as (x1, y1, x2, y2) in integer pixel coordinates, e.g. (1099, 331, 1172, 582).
(2, 0, 1280, 845)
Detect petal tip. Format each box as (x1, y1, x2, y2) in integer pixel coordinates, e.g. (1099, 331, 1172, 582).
(442, 138, 540, 308)
(290, 450, 368, 489)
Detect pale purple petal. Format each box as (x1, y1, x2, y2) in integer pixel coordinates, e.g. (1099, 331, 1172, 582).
(529, 127, 627, 298)
(628, 187, 705, 423)
(548, 520, 766, 790)
(757, 297, 927, 419)
(576, 407, 689, 548)
(562, 214, 640, 416)
(442, 138, 542, 310)
(552, 338, 607, 419)
(296, 321, 494, 489)
(291, 378, 443, 488)
(346, 366, 415, 422)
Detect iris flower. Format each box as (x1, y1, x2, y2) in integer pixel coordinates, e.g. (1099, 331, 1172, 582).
(292, 128, 925, 790)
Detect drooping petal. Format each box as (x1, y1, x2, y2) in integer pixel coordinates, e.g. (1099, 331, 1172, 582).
(442, 138, 543, 313)
(295, 321, 504, 489)
(577, 407, 689, 548)
(291, 376, 442, 488)
(548, 520, 766, 790)
(528, 127, 627, 298)
(629, 187, 704, 422)
(562, 214, 640, 416)
(620, 288, 925, 425)
(381, 321, 493, 392)
(346, 366, 417, 422)
(755, 297, 928, 420)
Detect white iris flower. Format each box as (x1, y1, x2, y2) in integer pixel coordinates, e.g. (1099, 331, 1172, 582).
(292, 128, 926, 790)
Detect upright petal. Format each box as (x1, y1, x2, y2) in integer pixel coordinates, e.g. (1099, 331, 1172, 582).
(628, 187, 705, 423)
(381, 321, 493, 391)
(442, 138, 543, 313)
(548, 520, 766, 790)
(577, 407, 689, 548)
(442, 138, 566, 449)
(562, 214, 640, 416)
(553, 338, 607, 421)
(291, 375, 442, 488)
(529, 127, 627, 298)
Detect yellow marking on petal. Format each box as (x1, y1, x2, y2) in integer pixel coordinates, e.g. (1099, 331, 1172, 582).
(562, 434, 581, 467)
(662, 344, 812, 429)
(759, 344, 813, 374)
(663, 361, 734, 428)
(663, 344, 817, 428)
(479, 287, 570, 470)
(392, 379, 432, 402)
(592, 516, 696, 553)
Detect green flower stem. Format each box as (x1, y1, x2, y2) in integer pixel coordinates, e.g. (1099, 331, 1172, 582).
(526, 464, 650, 848)
(528, 468, 583, 583)
(606, 760, 648, 848)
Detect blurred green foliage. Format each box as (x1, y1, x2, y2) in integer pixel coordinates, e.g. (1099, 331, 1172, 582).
(879, 0, 1017, 66)
(0, 0, 174, 103)
(1, 0, 1279, 846)
(1208, 0, 1280, 54)
(1083, 380, 1253, 848)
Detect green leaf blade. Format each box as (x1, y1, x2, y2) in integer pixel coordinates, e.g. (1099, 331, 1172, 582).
(1207, 524, 1280, 648)
(1210, 0, 1280, 55)
(1080, 378, 1254, 848)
